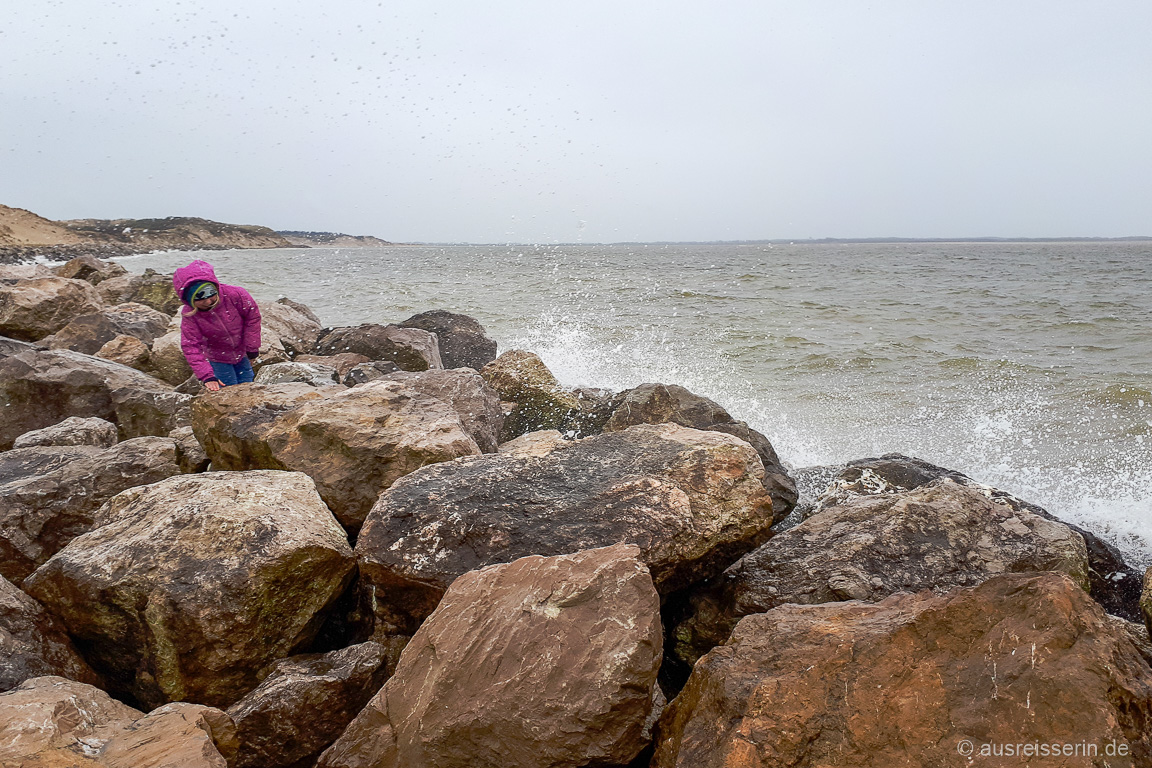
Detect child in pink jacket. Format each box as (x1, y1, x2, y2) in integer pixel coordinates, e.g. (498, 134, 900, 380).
(172, 260, 262, 391)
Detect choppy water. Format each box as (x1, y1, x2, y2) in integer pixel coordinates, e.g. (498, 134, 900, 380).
(118, 241, 1152, 567)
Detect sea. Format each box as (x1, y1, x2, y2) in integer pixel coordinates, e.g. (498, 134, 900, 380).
(115, 241, 1152, 569)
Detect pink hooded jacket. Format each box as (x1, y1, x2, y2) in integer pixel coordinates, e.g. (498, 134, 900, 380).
(172, 261, 262, 382)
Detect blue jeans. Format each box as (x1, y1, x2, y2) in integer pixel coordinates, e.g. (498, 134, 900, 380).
(209, 358, 255, 386)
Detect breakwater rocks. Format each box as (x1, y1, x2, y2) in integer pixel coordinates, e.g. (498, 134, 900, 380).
(2, 256, 1152, 766)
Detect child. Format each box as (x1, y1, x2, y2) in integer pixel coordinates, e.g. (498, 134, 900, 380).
(173, 260, 262, 391)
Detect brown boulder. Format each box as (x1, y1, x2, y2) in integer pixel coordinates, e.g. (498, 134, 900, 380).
(319, 545, 662, 768)
(670, 479, 1090, 667)
(314, 324, 442, 371)
(52, 254, 129, 285)
(96, 334, 152, 372)
(0, 676, 235, 767)
(356, 423, 774, 634)
(653, 573, 1152, 767)
(12, 415, 118, 449)
(342, 360, 401, 386)
(398, 309, 498, 370)
(45, 301, 170, 354)
(0, 575, 102, 692)
(0, 436, 183, 582)
(109, 268, 181, 314)
(227, 641, 389, 768)
(0, 445, 102, 485)
(148, 330, 194, 385)
(23, 471, 355, 709)
(168, 426, 211, 474)
(295, 352, 372, 378)
(192, 381, 483, 530)
(0, 276, 105, 341)
(585, 383, 798, 518)
(376, 368, 503, 453)
(259, 300, 323, 358)
(480, 349, 580, 441)
(277, 296, 322, 325)
(0, 346, 189, 450)
(253, 360, 341, 386)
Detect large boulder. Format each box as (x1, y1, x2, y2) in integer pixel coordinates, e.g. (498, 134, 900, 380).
(227, 641, 389, 768)
(0, 576, 102, 692)
(398, 310, 498, 370)
(0, 346, 189, 450)
(259, 300, 323, 358)
(314, 324, 442, 371)
(44, 302, 170, 355)
(670, 478, 1090, 668)
(0, 676, 236, 768)
(319, 545, 662, 768)
(98, 268, 181, 314)
(192, 381, 484, 531)
(342, 360, 401, 386)
(12, 415, 119, 449)
(53, 254, 129, 285)
(295, 352, 372, 378)
(356, 423, 774, 634)
(148, 330, 195, 385)
(481, 350, 580, 441)
(96, 333, 153, 372)
(0, 444, 101, 485)
(376, 368, 503, 453)
(652, 573, 1152, 767)
(816, 453, 1145, 621)
(585, 382, 798, 518)
(23, 471, 356, 709)
(0, 436, 183, 582)
(0, 276, 105, 341)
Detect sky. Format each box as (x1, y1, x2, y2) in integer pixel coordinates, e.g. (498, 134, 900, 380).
(2, 1, 1150, 243)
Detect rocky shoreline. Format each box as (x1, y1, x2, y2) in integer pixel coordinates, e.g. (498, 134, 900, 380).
(2, 256, 1152, 767)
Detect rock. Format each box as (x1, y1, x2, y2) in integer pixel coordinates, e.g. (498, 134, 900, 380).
(586, 383, 799, 519)
(816, 453, 1146, 622)
(0, 445, 102, 484)
(652, 573, 1152, 768)
(0, 676, 235, 767)
(227, 642, 389, 768)
(295, 352, 372, 378)
(118, 268, 182, 314)
(0, 436, 183, 582)
(0, 276, 105, 341)
(356, 423, 774, 634)
(23, 471, 356, 709)
(148, 330, 195, 385)
(259, 300, 323, 358)
(0, 346, 189, 450)
(52, 254, 129, 285)
(95, 271, 143, 304)
(318, 545, 662, 768)
(0, 263, 54, 279)
(497, 428, 568, 457)
(277, 296, 322, 325)
(12, 415, 119, 449)
(253, 361, 340, 386)
(398, 309, 498, 370)
(168, 426, 210, 473)
(670, 478, 1090, 668)
(342, 360, 401, 386)
(314, 324, 442, 371)
(192, 382, 483, 531)
(0, 575, 102, 692)
(1110, 614, 1152, 668)
(96, 333, 152, 372)
(45, 301, 170, 355)
(480, 350, 581, 441)
(375, 368, 504, 453)
(1142, 567, 1152, 640)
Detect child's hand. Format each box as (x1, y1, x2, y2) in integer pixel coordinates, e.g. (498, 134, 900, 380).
(204, 380, 222, 392)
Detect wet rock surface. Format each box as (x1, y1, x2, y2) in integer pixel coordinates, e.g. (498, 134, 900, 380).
(0, 576, 103, 692)
(44, 301, 170, 355)
(314, 324, 442, 371)
(319, 545, 662, 768)
(480, 349, 581, 441)
(670, 478, 1090, 667)
(227, 641, 389, 768)
(398, 309, 498, 371)
(0, 275, 106, 341)
(12, 415, 119, 449)
(0, 436, 183, 582)
(653, 573, 1152, 768)
(357, 423, 774, 634)
(253, 360, 340, 385)
(23, 471, 355, 709)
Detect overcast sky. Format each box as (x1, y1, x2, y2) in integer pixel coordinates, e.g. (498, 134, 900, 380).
(2, 1, 1150, 243)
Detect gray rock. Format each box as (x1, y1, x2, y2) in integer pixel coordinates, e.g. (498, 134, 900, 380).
(12, 415, 119, 449)
(0, 575, 103, 692)
(254, 361, 341, 386)
(398, 310, 498, 371)
(314, 324, 442, 371)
